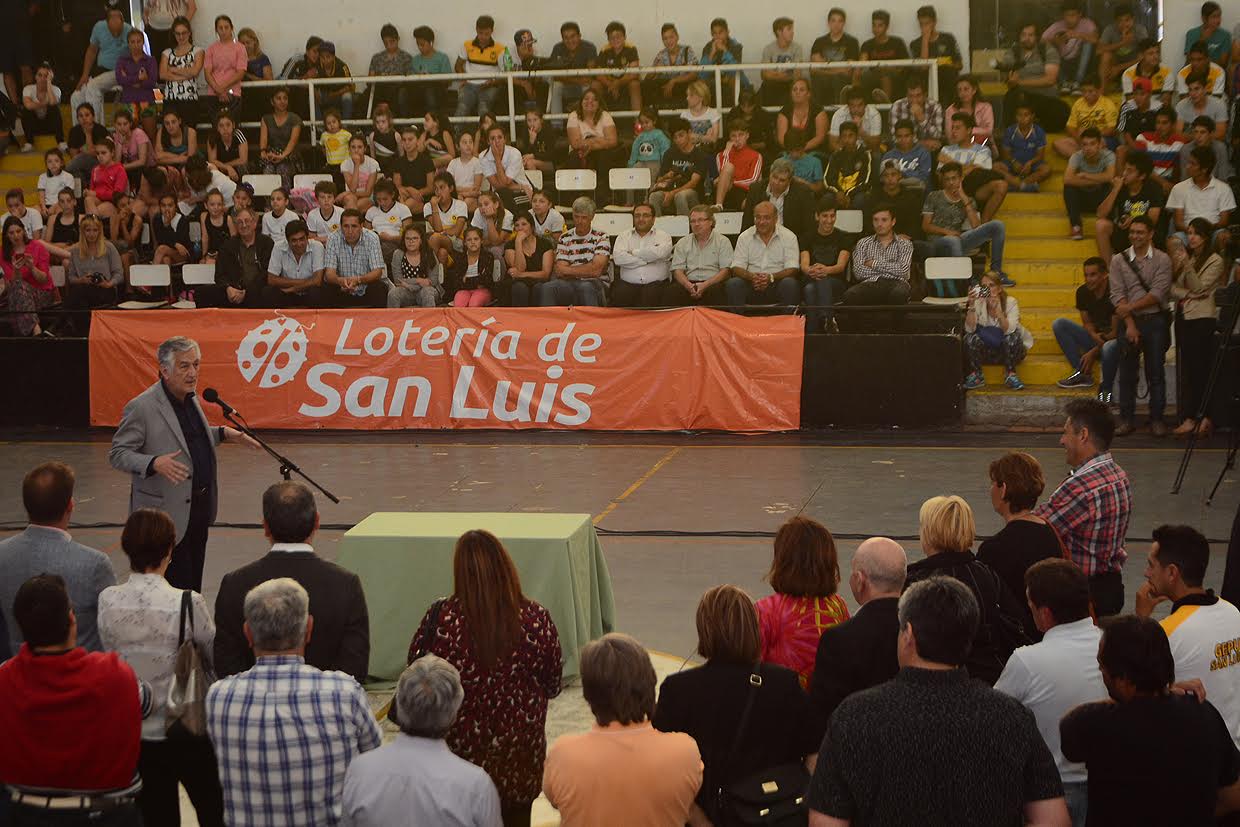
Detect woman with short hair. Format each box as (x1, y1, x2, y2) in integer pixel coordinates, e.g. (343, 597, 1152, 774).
(654, 585, 818, 827)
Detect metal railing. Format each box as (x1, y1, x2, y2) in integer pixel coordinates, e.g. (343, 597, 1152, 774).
(234, 58, 940, 141)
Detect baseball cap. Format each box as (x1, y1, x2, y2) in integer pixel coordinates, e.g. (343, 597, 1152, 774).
(515, 29, 536, 46)
(1130, 76, 1152, 92)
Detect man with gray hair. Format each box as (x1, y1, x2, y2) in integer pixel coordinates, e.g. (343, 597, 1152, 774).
(343, 655, 502, 826)
(207, 577, 382, 827)
(109, 336, 257, 591)
(542, 196, 612, 306)
(810, 537, 907, 732)
(807, 576, 1069, 827)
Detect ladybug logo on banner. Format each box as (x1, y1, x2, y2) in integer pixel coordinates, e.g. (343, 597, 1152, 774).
(237, 317, 310, 388)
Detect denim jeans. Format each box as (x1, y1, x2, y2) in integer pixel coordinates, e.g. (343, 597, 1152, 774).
(1063, 780, 1088, 827)
(538, 278, 606, 306)
(801, 276, 847, 332)
(723, 276, 801, 309)
(931, 221, 1006, 272)
(1118, 313, 1168, 422)
(316, 91, 354, 119)
(1063, 184, 1109, 227)
(1052, 317, 1120, 393)
(456, 83, 502, 116)
(1060, 42, 1095, 86)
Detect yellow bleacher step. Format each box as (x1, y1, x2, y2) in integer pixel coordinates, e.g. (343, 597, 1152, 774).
(1006, 237, 1097, 259)
(0, 152, 48, 174)
(981, 355, 1075, 386)
(1005, 285, 1075, 307)
(1005, 191, 1067, 211)
(1005, 214, 1096, 236)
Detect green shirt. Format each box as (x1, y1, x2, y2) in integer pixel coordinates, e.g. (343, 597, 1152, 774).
(412, 50, 453, 75)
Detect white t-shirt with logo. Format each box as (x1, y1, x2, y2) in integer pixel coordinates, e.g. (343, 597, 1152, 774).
(261, 208, 300, 248)
(305, 205, 345, 238)
(423, 198, 469, 229)
(531, 209, 565, 241)
(1162, 597, 1240, 749)
(365, 202, 413, 239)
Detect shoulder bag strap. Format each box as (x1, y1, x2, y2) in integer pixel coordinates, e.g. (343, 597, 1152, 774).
(1116, 248, 1155, 295)
(178, 589, 194, 647)
(720, 670, 763, 787)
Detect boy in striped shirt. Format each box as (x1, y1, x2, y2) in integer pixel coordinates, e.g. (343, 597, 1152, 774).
(1134, 108, 1185, 196)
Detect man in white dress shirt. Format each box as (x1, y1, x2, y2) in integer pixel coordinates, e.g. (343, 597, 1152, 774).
(726, 200, 801, 308)
(610, 203, 673, 308)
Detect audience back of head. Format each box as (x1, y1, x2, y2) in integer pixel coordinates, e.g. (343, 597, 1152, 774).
(22, 462, 74, 525)
(580, 632, 657, 726)
(899, 576, 980, 666)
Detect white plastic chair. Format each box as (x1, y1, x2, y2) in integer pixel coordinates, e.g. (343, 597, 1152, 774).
(555, 169, 597, 214)
(591, 213, 633, 236)
(293, 173, 334, 190)
(181, 263, 216, 286)
(835, 209, 864, 234)
(242, 174, 283, 197)
(654, 215, 690, 237)
(524, 169, 544, 191)
(922, 257, 974, 305)
(118, 265, 171, 309)
(49, 265, 66, 288)
(714, 211, 744, 236)
(604, 167, 652, 212)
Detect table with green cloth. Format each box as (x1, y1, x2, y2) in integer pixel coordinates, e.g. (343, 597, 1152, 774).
(338, 512, 615, 684)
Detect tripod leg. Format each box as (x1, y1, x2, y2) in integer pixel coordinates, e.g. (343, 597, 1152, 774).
(1207, 431, 1239, 506)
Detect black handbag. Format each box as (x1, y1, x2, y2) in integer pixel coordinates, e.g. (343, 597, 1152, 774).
(715, 670, 811, 827)
(387, 598, 445, 726)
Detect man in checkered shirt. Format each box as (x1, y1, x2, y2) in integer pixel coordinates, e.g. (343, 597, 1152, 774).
(1036, 398, 1132, 617)
(206, 577, 381, 827)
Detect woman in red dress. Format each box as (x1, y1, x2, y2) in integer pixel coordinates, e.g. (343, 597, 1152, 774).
(407, 530, 562, 827)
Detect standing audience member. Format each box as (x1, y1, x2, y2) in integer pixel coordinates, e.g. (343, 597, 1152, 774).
(1108, 215, 1171, 436)
(978, 452, 1063, 639)
(1054, 257, 1120, 397)
(727, 200, 800, 308)
(995, 559, 1107, 827)
(158, 17, 204, 127)
(610, 203, 672, 308)
(543, 197, 611, 307)
(0, 462, 114, 654)
(1136, 524, 1240, 747)
(1035, 398, 1131, 616)
(1060, 615, 1240, 826)
(654, 585, 818, 827)
(807, 577, 1069, 826)
(809, 537, 906, 731)
(407, 530, 563, 827)
(843, 206, 913, 307)
(100, 508, 224, 827)
(207, 577, 382, 827)
(756, 516, 850, 689)
(213, 482, 369, 683)
(342, 656, 503, 827)
(665, 204, 732, 306)
(1168, 219, 1224, 437)
(204, 15, 247, 113)
(0, 574, 152, 825)
(543, 634, 703, 827)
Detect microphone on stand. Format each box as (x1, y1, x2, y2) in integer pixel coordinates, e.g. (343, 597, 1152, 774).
(201, 387, 236, 416)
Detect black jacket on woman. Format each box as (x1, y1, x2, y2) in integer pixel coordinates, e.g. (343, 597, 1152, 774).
(444, 247, 497, 294)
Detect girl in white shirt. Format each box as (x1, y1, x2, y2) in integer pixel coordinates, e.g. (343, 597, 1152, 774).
(530, 189, 565, 243)
(37, 149, 76, 220)
(681, 81, 721, 148)
(424, 172, 469, 264)
(260, 188, 299, 248)
(446, 132, 484, 214)
(339, 135, 381, 211)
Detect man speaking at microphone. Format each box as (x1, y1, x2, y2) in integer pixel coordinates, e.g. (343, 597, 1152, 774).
(109, 336, 257, 591)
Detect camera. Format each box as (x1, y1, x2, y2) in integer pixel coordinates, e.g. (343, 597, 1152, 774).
(89, 272, 104, 284)
(978, 286, 991, 298)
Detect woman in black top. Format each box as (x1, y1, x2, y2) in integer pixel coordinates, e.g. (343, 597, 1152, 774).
(653, 585, 818, 826)
(206, 109, 249, 182)
(503, 212, 553, 306)
(45, 188, 81, 247)
(977, 452, 1063, 640)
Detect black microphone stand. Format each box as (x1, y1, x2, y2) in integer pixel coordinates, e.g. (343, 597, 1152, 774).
(220, 409, 340, 504)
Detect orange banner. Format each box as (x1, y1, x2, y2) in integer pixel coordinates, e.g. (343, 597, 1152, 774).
(88, 308, 804, 431)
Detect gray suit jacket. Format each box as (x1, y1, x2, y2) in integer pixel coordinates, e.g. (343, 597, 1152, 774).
(0, 525, 116, 653)
(109, 381, 222, 543)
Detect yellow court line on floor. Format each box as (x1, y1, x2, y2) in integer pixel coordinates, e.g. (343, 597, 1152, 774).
(593, 447, 682, 525)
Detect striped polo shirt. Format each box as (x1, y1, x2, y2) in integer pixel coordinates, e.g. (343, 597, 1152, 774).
(1135, 131, 1187, 181)
(1162, 593, 1240, 748)
(555, 228, 612, 283)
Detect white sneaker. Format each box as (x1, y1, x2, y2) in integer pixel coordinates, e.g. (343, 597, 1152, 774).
(20, 143, 33, 153)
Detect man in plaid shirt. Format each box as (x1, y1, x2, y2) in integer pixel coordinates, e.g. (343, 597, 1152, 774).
(207, 577, 381, 827)
(1036, 399, 1132, 616)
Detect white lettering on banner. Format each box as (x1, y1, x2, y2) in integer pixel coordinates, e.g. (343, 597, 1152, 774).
(451, 367, 490, 420)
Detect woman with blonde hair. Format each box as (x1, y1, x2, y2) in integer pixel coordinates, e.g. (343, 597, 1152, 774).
(62, 214, 124, 333)
(654, 585, 817, 827)
(681, 80, 722, 148)
(964, 271, 1033, 391)
(905, 495, 1029, 684)
(406, 530, 562, 827)
(755, 516, 850, 688)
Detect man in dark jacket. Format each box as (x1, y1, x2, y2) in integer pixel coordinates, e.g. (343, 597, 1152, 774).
(213, 482, 370, 684)
(741, 158, 816, 240)
(823, 122, 874, 209)
(195, 208, 275, 308)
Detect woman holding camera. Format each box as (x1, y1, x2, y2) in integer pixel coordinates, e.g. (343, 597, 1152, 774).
(1169, 217, 1225, 438)
(63, 214, 124, 334)
(963, 271, 1033, 390)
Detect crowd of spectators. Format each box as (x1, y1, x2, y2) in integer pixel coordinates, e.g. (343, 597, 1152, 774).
(3, 398, 1240, 826)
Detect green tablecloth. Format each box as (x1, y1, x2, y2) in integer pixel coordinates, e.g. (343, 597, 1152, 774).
(338, 512, 615, 684)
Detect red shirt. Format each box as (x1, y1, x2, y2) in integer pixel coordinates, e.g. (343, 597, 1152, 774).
(716, 144, 763, 190)
(0, 645, 141, 790)
(90, 162, 129, 204)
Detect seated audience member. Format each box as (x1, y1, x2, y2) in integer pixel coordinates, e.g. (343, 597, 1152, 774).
(977, 453, 1062, 638)
(207, 577, 381, 827)
(256, 88, 303, 186)
(760, 16, 805, 106)
(799, 198, 856, 333)
(645, 24, 699, 109)
(939, 112, 1008, 223)
(729, 90, 774, 157)
(544, 633, 703, 826)
(367, 23, 414, 111)
(809, 537, 906, 733)
(1166, 146, 1234, 245)
(99, 509, 223, 827)
(1054, 257, 1120, 398)
(1001, 24, 1070, 132)
(727, 201, 800, 308)
(822, 123, 873, 209)
(910, 6, 963, 102)
(471, 191, 514, 262)
(592, 21, 642, 112)
(1109, 215, 1171, 436)
(181, 157, 237, 218)
(889, 76, 944, 153)
(542, 197, 611, 307)
(0, 462, 114, 654)
(446, 227, 497, 308)
(424, 174, 469, 265)
(197, 208, 273, 308)
(945, 74, 996, 148)
(1035, 399, 1130, 615)
(516, 109, 561, 178)
(744, 159, 815, 239)
(700, 18, 749, 104)
(407, 530, 563, 825)
(829, 86, 882, 152)
(62, 214, 124, 333)
(869, 164, 929, 252)
(906, 496, 1029, 684)
(843, 206, 914, 306)
(307, 181, 345, 244)
(648, 117, 708, 217)
(779, 133, 824, 195)
(808, 577, 1068, 826)
(343, 655, 502, 826)
(922, 162, 1009, 281)
(364, 179, 413, 263)
(509, 29, 548, 112)
(1169, 220, 1224, 437)
(1096, 5, 1148, 95)
(264, 220, 324, 308)
(340, 135, 382, 212)
(504, 213, 553, 307)
(324, 209, 389, 308)
(213, 482, 369, 683)
(963, 276, 1033, 391)
(20, 64, 65, 150)
(481, 125, 532, 213)
(389, 225, 443, 309)
(71, 8, 133, 126)
(564, 89, 621, 205)
(756, 516, 850, 688)
(315, 41, 355, 120)
(1060, 615, 1240, 825)
(0, 574, 151, 824)
(66, 102, 110, 179)
(410, 27, 453, 114)
(712, 119, 762, 211)
(1137, 524, 1240, 745)
(882, 120, 934, 190)
(548, 21, 599, 115)
(1116, 77, 1159, 170)
(154, 109, 197, 184)
(654, 585, 818, 827)
(319, 110, 353, 176)
(1180, 116, 1232, 182)
(775, 78, 826, 156)
(1121, 39, 1173, 105)
(1095, 150, 1163, 260)
(3, 187, 44, 240)
(995, 559, 1107, 826)
(1062, 128, 1116, 240)
(611, 204, 672, 308)
(1175, 76, 1227, 140)
(1175, 41, 1225, 98)
(1041, 0, 1098, 94)
(259, 187, 297, 249)
(858, 9, 908, 103)
(1134, 108, 1186, 196)
(1183, 2, 1229, 65)
(808, 8, 860, 106)
(1054, 76, 1119, 159)
(665, 204, 732, 307)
